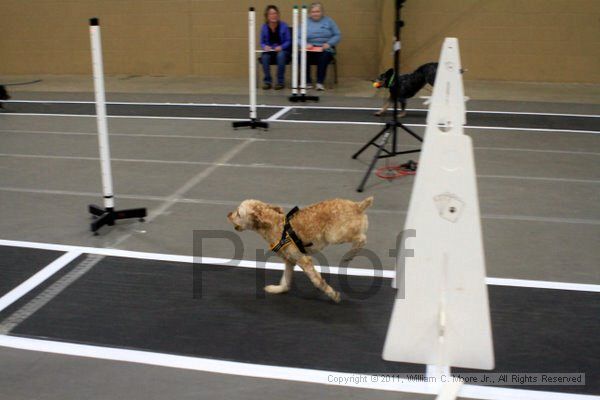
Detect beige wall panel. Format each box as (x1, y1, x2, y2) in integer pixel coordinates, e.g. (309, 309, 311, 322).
(0, 0, 598, 83)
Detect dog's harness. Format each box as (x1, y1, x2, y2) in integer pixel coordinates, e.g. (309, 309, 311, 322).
(270, 206, 312, 254)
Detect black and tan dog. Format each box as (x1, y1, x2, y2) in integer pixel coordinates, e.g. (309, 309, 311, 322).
(373, 62, 438, 117)
(0, 85, 10, 111)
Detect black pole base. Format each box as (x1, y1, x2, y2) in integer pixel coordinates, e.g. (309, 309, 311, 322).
(89, 204, 147, 235)
(289, 93, 319, 102)
(232, 118, 269, 130)
(352, 121, 423, 192)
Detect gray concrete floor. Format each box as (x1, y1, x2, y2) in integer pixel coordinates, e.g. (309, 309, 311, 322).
(0, 76, 599, 399)
(0, 347, 435, 400)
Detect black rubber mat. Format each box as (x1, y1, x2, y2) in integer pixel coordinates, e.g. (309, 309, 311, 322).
(4, 102, 278, 120)
(283, 108, 600, 132)
(5, 256, 419, 374)
(0, 246, 65, 298)
(4, 255, 599, 395)
(4, 101, 599, 132)
(455, 286, 600, 395)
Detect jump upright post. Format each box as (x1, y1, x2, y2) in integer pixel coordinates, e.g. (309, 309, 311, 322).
(289, 5, 318, 103)
(288, 6, 299, 100)
(233, 7, 269, 130)
(87, 18, 147, 235)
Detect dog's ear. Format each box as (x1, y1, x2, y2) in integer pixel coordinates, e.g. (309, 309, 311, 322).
(265, 204, 284, 214)
(385, 68, 394, 77)
(250, 205, 273, 230)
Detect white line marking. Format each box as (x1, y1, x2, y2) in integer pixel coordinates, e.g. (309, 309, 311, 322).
(290, 105, 600, 118)
(0, 129, 374, 146)
(2, 113, 598, 134)
(5, 100, 599, 118)
(480, 213, 600, 225)
(267, 106, 292, 121)
(2, 113, 243, 123)
(280, 119, 600, 134)
(1, 187, 598, 226)
(464, 124, 600, 135)
(0, 141, 254, 333)
(0, 335, 596, 400)
(0, 239, 599, 292)
(474, 147, 600, 156)
(466, 109, 600, 118)
(3, 100, 283, 109)
(2, 154, 599, 185)
(2, 129, 599, 156)
(0, 254, 103, 334)
(0, 251, 81, 313)
(143, 139, 254, 224)
(477, 174, 600, 184)
(485, 277, 600, 292)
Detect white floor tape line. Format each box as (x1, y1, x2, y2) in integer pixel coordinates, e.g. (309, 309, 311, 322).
(0, 250, 81, 313)
(0, 335, 596, 400)
(5, 100, 599, 119)
(2, 113, 599, 134)
(0, 239, 599, 293)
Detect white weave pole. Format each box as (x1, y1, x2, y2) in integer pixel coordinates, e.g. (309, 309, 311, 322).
(248, 7, 257, 120)
(87, 17, 146, 234)
(300, 5, 307, 94)
(89, 18, 114, 211)
(232, 8, 268, 129)
(289, 5, 318, 103)
(291, 6, 299, 96)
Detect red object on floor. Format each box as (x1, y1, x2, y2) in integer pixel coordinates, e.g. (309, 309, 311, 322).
(375, 160, 418, 180)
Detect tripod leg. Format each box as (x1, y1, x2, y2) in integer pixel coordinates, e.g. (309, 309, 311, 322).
(352, 124, 388, 159)
(356, 130, 391, 192)
(398, 123, 424, 142)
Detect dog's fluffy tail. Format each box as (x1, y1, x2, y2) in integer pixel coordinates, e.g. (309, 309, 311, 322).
(357, 196, 374, 212)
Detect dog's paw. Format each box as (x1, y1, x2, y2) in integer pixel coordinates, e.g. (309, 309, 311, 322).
(264, 285, 289, 294)
(373, 111, 383, 117)
(329, 291, 342, 304)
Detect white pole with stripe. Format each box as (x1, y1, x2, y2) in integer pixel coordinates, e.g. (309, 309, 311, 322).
(291, 6, 299, 96)
(300, 5, 307, 95)
(248, 7, 257, 120)
(89, 18, 114, 211)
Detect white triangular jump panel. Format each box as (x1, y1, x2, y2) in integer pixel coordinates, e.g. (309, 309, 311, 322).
(383, 38, 494, 370)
